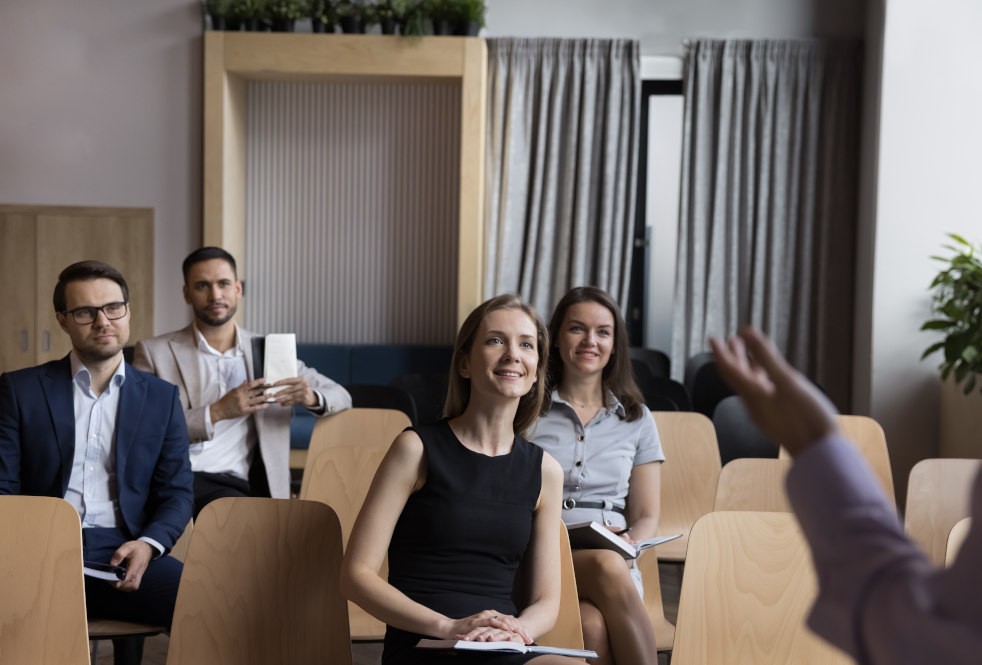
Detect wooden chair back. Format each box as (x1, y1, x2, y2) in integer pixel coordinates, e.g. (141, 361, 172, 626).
(673, 511, 851, 664)
(714, 458, 793, 512)
(536, 522, 584, 650)
(302, 445, 389, 639)
(301, 408, 411, 486)
(906, 458, 982, 566)
(652, 411, 722, 561)
(166, 498, 351, 665)
(779, 415, 894, 505)
(636, 551, 676, 652)
(946, 517, 972, 566)
(0, 496, 89, 665)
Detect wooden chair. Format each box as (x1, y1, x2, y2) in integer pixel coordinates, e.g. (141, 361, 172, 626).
(905, 458, 982, 566)
(534, 522, 584, 650)
(713, 458, 793, 512)
(652, 411, 722, 562)
(292, 406, 412, 475)
(636, 551, 676, 653)
(672, 511, 851, 664)
(946, 517, 972, 566)
(88, 519, 194, 659)
(166, 497, 351, 665)
(302, 445, 390, 640)
(779, 415, 895, 505)
(0, 496, 89, 665)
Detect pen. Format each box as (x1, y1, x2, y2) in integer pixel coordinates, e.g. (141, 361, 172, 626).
(614, 527, 632, 536)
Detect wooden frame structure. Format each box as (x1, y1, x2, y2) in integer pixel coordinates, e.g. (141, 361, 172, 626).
(202, 33, 487, 325)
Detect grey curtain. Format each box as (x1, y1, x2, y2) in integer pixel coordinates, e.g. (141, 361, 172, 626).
(485, 38, 640, 316)
(672, 40, 862, 409)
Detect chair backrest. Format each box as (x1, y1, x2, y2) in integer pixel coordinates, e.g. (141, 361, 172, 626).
(714, 458, 793, 512)
(779, 415, 895, 505)
(302, 407, 411, 489)
(634, 368, 692, 412)
(0, 496, 89, 665)
(905, 458, 982, 566)
(301, 444, 391, 640)
(712, 395, 778, 465)
(344, 383, 417, 424)
(673, 511, 852, 664)
(629, 347, 671, 379)
(534, 523, 584, 650)
(652, 411, 722, 561)
(946, 517, 973, 566)
(684, 352, 734, 418)
(636, 549, 676, 652)
(166, 498, 351, 665)
(388, 372, 449, 426)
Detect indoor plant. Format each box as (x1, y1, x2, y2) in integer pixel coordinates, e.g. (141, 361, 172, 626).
(267, 0, 306, 31)
(206, 0, 235, 30)
(452, 0, 485, 35)
(336, 0, 365, 33)
(921, 233, 982, 393)
(309, 0, 335, 32)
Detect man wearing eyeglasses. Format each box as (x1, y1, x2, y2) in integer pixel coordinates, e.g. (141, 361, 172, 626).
(0, 260, 194, 665)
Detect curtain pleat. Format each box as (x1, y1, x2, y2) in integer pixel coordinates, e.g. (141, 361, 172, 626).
(485, 38, 640, 317)
(673, 40, 862, 409)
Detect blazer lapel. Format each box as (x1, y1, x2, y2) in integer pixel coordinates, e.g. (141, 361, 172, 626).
(115, 366, 147, 483)
(41, 357, 77, 494)
(169, 326, 204, 409)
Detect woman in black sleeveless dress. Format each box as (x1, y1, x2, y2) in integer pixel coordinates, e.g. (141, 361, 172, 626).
(341, 295, 584, 665)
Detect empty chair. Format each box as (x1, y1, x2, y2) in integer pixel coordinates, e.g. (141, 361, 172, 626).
(166, 498, 351, 665)
(712, 395, 778, 465)
(684, 352, 734, 418)
(713, 458, 793, 512)
(294, 407, 411, 476)
(946, 517, 972, 566)
(672, 511, 852, 664)
(779, 414, 895, 506)
(634, 369, 692, 412)
(389, 372, 449, 426)
(629, 347, 671, 379)
(344, 383, 417, 423)
(652, 411, 722, 561)
(301, 444, 390, 640)
(905, 458, 982, 566)
(0, 496, 89, 665)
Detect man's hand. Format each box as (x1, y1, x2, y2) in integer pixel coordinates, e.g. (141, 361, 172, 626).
(210, 378, 270, 423)
(709, 326, 840, 457)
(110, 540, 154, 592)
(267, 377, 318, 408)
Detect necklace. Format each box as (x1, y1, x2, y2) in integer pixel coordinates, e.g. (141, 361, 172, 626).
(559, 392, 603, 409)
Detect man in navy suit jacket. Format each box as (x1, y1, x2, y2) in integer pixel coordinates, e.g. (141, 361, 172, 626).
(0, 260, 193, 665)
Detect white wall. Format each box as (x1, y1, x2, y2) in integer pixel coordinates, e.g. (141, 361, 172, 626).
(487, 0, 865, 55)
(0, 0, 201, 334)
(865, 0, 982, 500)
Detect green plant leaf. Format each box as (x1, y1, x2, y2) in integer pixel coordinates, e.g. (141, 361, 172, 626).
(921, 341, 945, 359)
(921, 319, 954, 331)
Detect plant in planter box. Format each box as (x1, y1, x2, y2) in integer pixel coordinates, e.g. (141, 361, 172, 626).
(267, 0, 306, 31)
(426, 0, 454, 35)
(309, 0, 335, 32)
(453, 0, 484, 35)
(370, 0, 398, 34)
(336, 0, 365, 33)
(922, 233, 982, 393)
(392, 0, 425, 36)
(206, 0, 234, 30)
(231, 0, 268, 30)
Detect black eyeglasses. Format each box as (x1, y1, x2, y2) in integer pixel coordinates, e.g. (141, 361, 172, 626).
(62, 302, 129, 325)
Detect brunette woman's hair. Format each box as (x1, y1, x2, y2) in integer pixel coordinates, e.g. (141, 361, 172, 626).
(443, 294, 549, 437)
(543, 286, 645, 421)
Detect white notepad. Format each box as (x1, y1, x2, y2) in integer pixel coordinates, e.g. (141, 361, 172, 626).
(263, 333, 298, 398)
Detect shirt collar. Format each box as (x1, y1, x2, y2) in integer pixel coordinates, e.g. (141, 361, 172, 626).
(550, 388, 626, 418)
(69, 350, 126, 393)
(192, 321, 245, 357)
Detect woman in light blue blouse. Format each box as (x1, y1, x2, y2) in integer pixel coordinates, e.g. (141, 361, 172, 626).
(530, 287, 664, 665)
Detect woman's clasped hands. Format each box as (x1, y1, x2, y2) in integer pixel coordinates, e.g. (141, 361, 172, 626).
(449, 609, 532, 644)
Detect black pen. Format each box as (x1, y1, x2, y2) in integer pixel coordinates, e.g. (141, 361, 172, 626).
(613, 527, 632, 536)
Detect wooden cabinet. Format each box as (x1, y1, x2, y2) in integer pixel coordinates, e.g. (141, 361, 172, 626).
(0, 205, 153, 373)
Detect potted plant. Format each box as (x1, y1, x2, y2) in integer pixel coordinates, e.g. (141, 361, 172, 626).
(267, 0, 306, 31)
(392, 0, 424, 36)
(371, 0, 398, 34)
(336, 0, 365, 33)
(231, 0, 268, 31)
(309, 0, 335, 32)
(426, 0, 453, 35)
(922, 233, 982, 456)
(452, 0, 484, 36)
(206, 0, 235, 30)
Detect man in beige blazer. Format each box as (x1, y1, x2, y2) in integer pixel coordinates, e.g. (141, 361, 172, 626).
(134, 247, 350, 515)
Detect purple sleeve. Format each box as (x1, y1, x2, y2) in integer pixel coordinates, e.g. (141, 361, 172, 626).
(787, 436, 982, 664)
